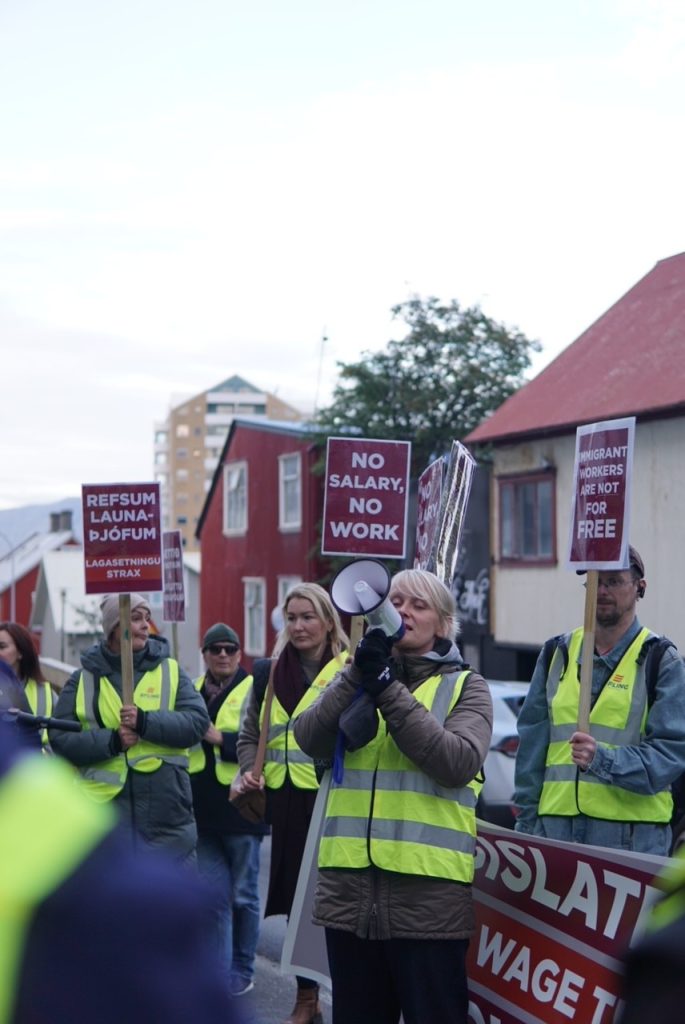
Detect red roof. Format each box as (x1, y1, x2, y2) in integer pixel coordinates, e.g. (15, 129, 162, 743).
(466, 253, 685, 444)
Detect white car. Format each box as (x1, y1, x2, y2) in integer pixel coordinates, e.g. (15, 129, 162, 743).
(476, 680, 530, 828)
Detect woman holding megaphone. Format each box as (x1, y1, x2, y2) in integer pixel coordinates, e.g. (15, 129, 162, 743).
(294, 567, 493, 1024)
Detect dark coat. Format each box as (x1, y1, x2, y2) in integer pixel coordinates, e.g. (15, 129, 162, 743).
(49, 636, 209, 860)
(237, 656, 321, 918)
(293, 643, 494, 940)
(191, 666, 269, 837)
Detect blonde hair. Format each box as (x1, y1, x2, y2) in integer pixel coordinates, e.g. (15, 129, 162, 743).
(273, 581, 350, 658)
(389, 569, 459, 641)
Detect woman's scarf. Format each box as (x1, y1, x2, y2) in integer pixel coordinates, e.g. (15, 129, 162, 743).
(273, 640, 333, 716)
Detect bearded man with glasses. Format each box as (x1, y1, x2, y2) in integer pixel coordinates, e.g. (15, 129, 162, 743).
(190, 623, 268, 998)
(514, 546, 685, 855)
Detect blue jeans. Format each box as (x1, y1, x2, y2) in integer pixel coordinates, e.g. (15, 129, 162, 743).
(197, 832, 262, 985)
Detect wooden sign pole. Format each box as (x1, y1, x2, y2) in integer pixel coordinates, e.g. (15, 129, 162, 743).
(349, 615, 365, 656)
(119, 593, 134, 705)
(577, 570, 598, 733)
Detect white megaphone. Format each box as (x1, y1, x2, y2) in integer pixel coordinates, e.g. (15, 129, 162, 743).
(330, 558, 405, 640)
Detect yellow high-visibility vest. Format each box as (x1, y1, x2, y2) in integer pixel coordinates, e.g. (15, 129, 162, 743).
(24, 679, 53, 748)
(0, 755, 114, 1024)
(74, 660, 190, 803)
(263, 654, 347, 791)
(319, 670, 481, 882)
(213, 675, 254, 785)
(539, 627, 673, 822)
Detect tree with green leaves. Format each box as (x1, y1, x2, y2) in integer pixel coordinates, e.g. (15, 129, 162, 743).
(315, 296, 541, 474)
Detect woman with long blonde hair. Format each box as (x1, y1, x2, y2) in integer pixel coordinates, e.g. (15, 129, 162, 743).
(238, 582, 349, 1024)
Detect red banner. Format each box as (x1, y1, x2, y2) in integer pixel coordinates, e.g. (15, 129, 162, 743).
(82, 482, 163, 594)
(468, 824, 665, 1023)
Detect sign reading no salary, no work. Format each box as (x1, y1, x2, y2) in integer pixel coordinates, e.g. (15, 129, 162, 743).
(82, 482, 164, 594)
(321, 437, 411, 558)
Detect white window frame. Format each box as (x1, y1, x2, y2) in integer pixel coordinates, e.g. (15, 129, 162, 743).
(223, 461, 248, 535)
(243, 577, 266, 656)
(277, 575, 302, 608)
(278, 452, 302, 531)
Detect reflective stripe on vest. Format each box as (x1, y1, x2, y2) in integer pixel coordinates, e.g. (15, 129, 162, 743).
(0, 755, 115, 1024)
(24, 680, 53, 748)
(319, 669, 480, 882)
(188, 676, 206, 774)
(75, 660, 189, 802)
(263, 654, 347, 791)
(539, 626, 673, 822)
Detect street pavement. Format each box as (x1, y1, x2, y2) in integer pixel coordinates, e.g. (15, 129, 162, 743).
(230, 836, 333, 1024)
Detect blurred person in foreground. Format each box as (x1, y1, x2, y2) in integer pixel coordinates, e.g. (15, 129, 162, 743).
(0, 710, 241, 1024)
(191, 623, 269, 998)
(618, 842, 685, 1023)
(293, 568, 493, 1024)
(514, 545, 685, 856)
(237, 583, 350, 1024)
(0, 620, 54, 747)
(49, 593, 209, 862)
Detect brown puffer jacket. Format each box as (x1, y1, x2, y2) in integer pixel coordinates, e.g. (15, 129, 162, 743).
(293, 642, 493, 941)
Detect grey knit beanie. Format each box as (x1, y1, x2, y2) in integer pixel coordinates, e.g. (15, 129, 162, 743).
(100, 593, 151, 639)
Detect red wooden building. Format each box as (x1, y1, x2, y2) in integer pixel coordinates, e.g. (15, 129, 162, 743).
(196, 418, 333, 671)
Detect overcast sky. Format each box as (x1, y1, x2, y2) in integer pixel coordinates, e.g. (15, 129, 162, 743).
(2, 0, 684, 510)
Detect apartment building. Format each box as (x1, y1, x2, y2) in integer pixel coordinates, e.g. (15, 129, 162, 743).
(154, 375, 304, 550)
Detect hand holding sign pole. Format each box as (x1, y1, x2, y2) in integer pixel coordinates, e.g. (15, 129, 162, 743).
(567, 417, 636, 732)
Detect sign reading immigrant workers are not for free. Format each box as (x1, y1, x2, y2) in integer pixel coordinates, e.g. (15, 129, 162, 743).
(82, 482, 163, 595)
(321, 437, 411, 559)
(567, 416, 636, 571)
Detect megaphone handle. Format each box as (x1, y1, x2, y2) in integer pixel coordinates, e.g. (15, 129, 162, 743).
(349, 615, 365, 655)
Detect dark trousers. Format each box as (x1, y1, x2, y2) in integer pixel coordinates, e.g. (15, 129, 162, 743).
(325, 928, 469, 1024)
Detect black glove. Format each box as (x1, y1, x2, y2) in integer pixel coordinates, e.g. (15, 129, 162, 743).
(354, 629, 396, 698)
(354, 629, 394, 670)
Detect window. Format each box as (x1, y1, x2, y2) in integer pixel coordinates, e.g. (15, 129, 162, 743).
(176, 423, 190, 438)
(499, 471, 555, 563)
(223, 461, 248, 534)
(278, 452, 302, 530)
(277, 575, 302, 608)
(243, 578, 266, 656)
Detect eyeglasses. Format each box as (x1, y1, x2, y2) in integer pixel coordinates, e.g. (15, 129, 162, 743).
(207, 643, 239, 655)
(583, 576, 635, 591)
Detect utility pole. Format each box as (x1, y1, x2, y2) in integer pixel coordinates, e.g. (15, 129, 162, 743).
(60, 588, 67, 662)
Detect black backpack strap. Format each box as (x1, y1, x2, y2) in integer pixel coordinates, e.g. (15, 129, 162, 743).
(251, 658, 273, 709)
(541, 634, 568, 678)
(640, 634, 678, 707)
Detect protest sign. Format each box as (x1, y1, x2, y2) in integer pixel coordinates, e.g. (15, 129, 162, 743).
(283, 814, 666, 1024)
(162, 530, 186, 623)
(433, 440, 477, 585)
(566, 417, 636, 727)
(414, 456, 445, 569)
(82, 482, 163, 594)
(567, 417, 636, 570)
(468, 824, 664, 1024)
(321, 437, 411, 558)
